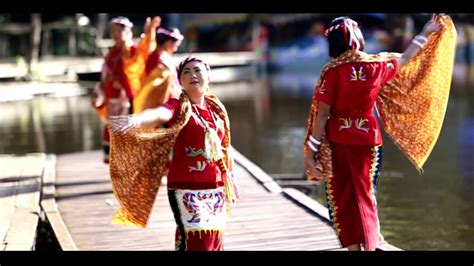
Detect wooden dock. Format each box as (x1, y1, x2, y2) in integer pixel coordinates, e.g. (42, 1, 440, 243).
(0, 154, 44, 250)
(1, 149, 401, 251)
(51, 150, 339, 250)
(49, 149, 400, 251)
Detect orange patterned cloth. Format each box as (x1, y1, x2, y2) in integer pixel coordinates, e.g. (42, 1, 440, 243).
(108, 92, 237, 227)
(122, 27, 156, 98)
(133, 62, 174, 113)
(304, 15, 457, 180)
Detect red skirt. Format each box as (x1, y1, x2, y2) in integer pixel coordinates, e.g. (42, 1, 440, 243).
(168, 187, 226, 251)
(326, 142, 383, 251)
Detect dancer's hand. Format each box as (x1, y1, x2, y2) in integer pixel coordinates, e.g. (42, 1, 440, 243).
(421, 14, 442, 37)
(91, 82, 104, 107)
(108, 115, 141, 132)
(304, 151, 324, 182)
(150, 16, 161, 29)
(144, 16, 161, 33)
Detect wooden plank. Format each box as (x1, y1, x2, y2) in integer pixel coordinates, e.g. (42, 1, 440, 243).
(53, 150, 401, 251)
(0, 156, 21, 247)
(282, 188, 331, 221)
(231, 148, 283, 193)
(53, 150, 340, 250)
(18, 153, 46, 179)
(40, 154, 78, 251)
(3, 205, 40, 250)
(2, 154, 43, 251)
(0, 184, 17, 244)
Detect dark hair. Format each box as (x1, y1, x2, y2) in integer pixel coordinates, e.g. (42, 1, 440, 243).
(326, 17, 365, 58)
(176, 56, 211, 84)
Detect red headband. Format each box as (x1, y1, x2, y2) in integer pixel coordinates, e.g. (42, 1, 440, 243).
(325, 18, 361, 50)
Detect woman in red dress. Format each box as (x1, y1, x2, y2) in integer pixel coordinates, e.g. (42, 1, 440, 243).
(304, 15, 447, 251)
(93, 16, 160, 163)
(133, 27, 184, 113)
(108, 56, 239, 251)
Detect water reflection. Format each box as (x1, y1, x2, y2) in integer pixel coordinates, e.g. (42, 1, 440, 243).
(0, 65, 473, 250)
(0, 94, 102, 155)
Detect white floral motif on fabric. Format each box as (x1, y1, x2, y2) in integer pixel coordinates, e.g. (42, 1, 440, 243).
(175, 187, 226, 231)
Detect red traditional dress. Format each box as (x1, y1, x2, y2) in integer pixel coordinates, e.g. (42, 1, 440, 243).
(98, 43, 137, 163)
(305, 15, 457, 251)
(94, 28, 155, 163)
(107, 92, 239, 251)
(315, 59, 398, 250)
(164, 98, 226, 251)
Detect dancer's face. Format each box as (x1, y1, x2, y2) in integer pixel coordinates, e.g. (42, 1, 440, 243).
(180, 61, 210, 98)
(110, 24, 132, 45)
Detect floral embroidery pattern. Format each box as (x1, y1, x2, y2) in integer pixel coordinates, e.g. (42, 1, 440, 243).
(338, 117, 370, 133)
(185, 146, 212, 160)
(339, 118, 352, 131)
(188, 161, 207, 172)
(350, 66, 367, 81)
(182, 191, 225, 223)
(355, 118, 369, 133)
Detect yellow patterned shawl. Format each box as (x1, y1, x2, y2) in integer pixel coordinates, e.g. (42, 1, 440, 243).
(108, 92, 236, 227)
(122, 27, 155, 98)
(133, 64, 174, 113)
(304, 15, 456, 181)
